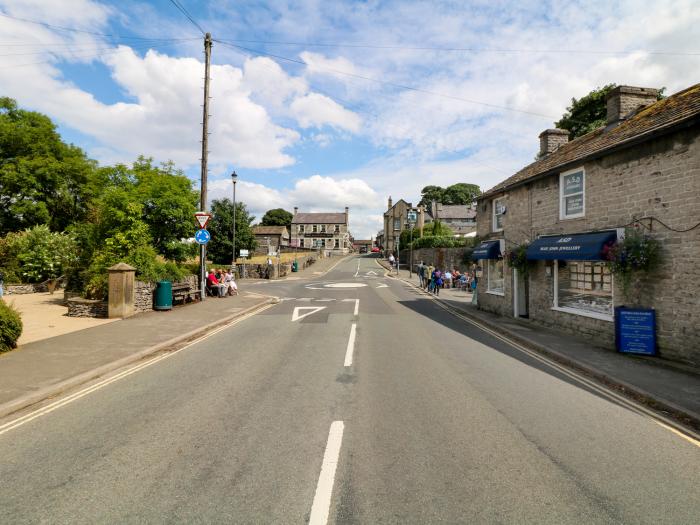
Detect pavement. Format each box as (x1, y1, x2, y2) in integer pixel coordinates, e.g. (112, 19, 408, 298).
(0, 255, 346, 420)
(380, 260, 700, 432)
(1, 255, 698, 524)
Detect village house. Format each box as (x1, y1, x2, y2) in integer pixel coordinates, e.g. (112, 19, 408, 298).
(251, 225, 290, 255)
(425, 202, 477, 237)
(382, 197, 416, 255)
(474, 84, 700, 366)
(290, 207, 351, 255)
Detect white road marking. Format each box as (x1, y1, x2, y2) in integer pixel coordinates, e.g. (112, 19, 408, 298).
(291, 306, 327, 322)
(315, 298, 336, 302)
(376, 283, 388, 288)
(0, 304, 276, 436)
(297, 297, 314, 301)
(366, 270, 377, 276)
(309, 421, 345, 525)
(354, 260, 360, 277)
(325, 283, 367, 288)
(341, 298, 360, 316)
(344, 324, 357, 367)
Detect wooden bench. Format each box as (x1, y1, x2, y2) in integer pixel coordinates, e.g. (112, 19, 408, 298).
(172, 283, 200, 305)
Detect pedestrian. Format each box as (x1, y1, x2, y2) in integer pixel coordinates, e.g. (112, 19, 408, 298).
(444, 269, 453, 289)
(224, 269, 238, 296)
(388, 253, 395, 269)
(206, 269, 224, 297)
(425, 265, 434, 290)
(418, 261, 425, 287)
(433, 268, 443, 296)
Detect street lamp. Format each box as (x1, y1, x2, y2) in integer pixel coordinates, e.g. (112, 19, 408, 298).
(231, 170, 238, 271)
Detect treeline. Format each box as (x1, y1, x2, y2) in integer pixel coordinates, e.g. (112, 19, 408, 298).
(0, 97, 255, 298)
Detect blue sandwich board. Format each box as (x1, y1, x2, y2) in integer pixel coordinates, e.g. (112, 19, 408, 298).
(615, 307, 657, 356)
(194, 229, 210, 245)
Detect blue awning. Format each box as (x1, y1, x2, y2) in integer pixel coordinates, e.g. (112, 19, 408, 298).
(526, 231, 617, 261)
(472, 240, 502, 260)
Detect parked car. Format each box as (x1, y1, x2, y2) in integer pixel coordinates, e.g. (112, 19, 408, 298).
(371, 247, 380, 253)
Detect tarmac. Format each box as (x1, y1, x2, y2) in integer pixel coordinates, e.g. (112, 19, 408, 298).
(0, 255, 343, 420)
(380, 260, 700, 433)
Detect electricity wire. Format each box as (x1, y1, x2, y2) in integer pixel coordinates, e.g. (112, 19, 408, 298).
(216, 38, 700, 57)
(167, 0, 205, 35)
(214, 39, 559, 120)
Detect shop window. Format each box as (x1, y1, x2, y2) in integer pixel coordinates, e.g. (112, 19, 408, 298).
(560, 168, 585, 219)
(492, 198, 505, 232)
(487, 259, 505, 295)
(554, 260, 613, 320)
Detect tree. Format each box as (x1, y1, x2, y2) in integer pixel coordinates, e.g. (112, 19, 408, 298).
(555, 84, 617, 140)
(418, 183, 481, 207)
(0, 97, 97, 234)
(207, 199, 257, 264)
(555, 85, 666, 140)
(260, 208, 293, 227)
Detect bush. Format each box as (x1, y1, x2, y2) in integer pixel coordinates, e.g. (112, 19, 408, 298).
(411, 236, 470, 249)
(0, 300, 23, 352)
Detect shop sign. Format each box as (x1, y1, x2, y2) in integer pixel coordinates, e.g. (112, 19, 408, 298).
(615, 307, 657, 355)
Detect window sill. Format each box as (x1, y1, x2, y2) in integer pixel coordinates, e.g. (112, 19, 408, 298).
(551, 306, 613, 322)
(559, 214, 585, 221)
(486, 290, 505, 296)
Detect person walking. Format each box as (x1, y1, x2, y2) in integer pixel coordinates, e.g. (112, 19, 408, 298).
(418, 261, 425, 287)
(433, 268, 443, 296)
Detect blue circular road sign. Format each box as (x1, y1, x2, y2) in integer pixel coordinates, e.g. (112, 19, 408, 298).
(195, 229, 211, 244)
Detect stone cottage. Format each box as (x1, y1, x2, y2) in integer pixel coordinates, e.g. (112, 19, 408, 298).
(474, 83, 700, 366)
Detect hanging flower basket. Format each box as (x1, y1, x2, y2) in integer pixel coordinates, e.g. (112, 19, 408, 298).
(605, 227, 661, 297)
(505, 243, 531, 276)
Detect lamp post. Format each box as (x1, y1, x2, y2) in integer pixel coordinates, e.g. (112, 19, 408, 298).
(231, 170, 238, 272)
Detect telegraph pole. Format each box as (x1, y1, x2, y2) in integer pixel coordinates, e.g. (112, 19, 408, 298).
(199, 32, 212, 301)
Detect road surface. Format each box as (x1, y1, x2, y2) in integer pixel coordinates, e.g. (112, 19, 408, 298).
(1, 255, 698, 524)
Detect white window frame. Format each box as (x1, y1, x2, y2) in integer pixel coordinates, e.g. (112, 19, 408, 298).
(552, 260, 613, 322)
(393, 218, 401, 231)
(492, 198, 505, 232)
(334, 224, 340, 233)
(298, 224, 304, 234)
(312, 224, 318, 233)
(560, 167, 586, 220)
(486, 258, 505, 296)
(320, 224, 327, 233)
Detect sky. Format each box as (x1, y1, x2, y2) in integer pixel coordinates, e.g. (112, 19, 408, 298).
(1, 0, 699, 239)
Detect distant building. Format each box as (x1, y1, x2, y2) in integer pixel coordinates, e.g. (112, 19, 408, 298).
(352, 239, 373, 253)
(252, 225, 290, 255)
(291, 207, 351, 255)
(425, 202, 477, 237)
(383, 197, 421, 254)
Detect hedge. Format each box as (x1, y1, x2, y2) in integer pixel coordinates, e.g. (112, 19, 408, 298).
(0, 300, 23, 352)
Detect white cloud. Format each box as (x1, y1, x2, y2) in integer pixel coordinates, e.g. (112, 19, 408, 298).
(290, 93, 361, 131)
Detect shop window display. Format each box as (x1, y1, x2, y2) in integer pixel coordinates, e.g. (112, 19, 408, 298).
(555, 261, 613, 318)
(487, 259, 505, 294)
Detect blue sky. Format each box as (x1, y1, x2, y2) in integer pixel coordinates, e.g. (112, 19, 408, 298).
(1, 0, 699, 238)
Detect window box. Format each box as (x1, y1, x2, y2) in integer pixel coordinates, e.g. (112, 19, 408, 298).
(560, 168, 585, 220)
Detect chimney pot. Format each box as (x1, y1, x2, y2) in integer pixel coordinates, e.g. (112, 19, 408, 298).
(293, 206, 298, 215)
(539, 128, 569, 157)
(606, 85, 658, 125)
(388, 196, 393, 210)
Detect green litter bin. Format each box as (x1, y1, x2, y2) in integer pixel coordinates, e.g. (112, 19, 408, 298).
(292, 260, 298, 272)
(154, 280, 172, 310)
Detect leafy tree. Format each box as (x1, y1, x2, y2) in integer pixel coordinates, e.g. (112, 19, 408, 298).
(207, 199, 257, 264)
(0, 97, 97, 234)
(418, 183, 481, 207)
(260, 208, 293, 227)
(555, 84, 666, 140)
(13, 225, 79, 282)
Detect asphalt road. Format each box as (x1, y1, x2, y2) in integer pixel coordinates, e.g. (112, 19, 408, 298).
(1, 255, 698, 524)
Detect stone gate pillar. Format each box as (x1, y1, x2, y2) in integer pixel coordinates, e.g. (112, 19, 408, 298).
(108, 263, 136, 319)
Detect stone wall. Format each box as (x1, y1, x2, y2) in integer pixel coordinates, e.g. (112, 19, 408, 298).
(476, 126, 700, 366)
(135, 281, 155, 313)
(235, 254, 316, 279)
(399, 247, 476, 273)
(67, 298, 108, 318)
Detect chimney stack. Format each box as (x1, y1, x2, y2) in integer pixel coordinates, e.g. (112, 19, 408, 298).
(388, 196, 393, 210)
(539, 128, 569, 157)
(293, 206, 298, 215)
(344, 206, 349, 225)
(606, 86, 658, 125)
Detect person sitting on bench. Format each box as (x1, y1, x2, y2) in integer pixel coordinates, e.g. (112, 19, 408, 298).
(206, 269, 225, 297)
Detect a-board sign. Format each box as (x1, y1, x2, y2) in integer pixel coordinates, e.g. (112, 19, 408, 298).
(615, 307, 657, 355)
(239, 249, 249, 257)
(194, 212, 211, 229)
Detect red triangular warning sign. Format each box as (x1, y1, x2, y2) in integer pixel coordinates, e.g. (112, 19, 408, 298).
(194, 213, 211, 229)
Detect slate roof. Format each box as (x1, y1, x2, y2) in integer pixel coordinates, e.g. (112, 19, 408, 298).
(481, 83, 700, 198)
(252, 226, 289, 236)
(292, 212, 347, 224)
(427, 204, 477, 220)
